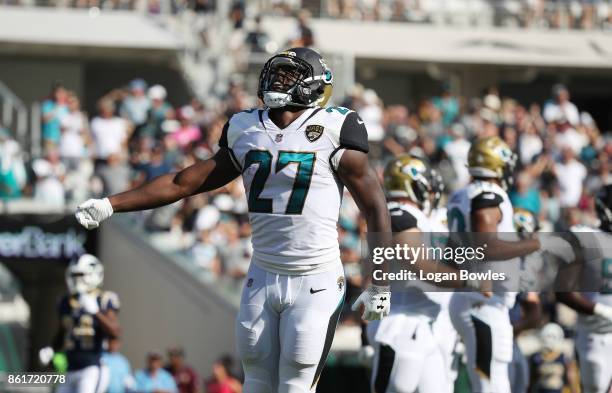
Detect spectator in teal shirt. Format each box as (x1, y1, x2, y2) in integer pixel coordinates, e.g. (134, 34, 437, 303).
(135, 351, 178, 393)
(509, 171, 541, 215)
(41, 82, 69, 147)
(432, 86, 459, 127)
(103, 337, 134, 393)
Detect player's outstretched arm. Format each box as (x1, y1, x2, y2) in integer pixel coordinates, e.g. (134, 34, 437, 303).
(76, 149, 240, 229)
(337, 149, 392, 320)
(471, 207, 541, 260)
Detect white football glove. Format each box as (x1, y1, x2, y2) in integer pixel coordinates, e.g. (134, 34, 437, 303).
(79, 293, 100, 315)
(351, 285, 391, 321)
(594, 303, 612, 323)
(39, 346, 54, 366)
(538, 235, 576, 264)
(75, 198, 113, 230)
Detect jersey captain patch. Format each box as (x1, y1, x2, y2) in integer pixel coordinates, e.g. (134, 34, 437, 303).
(305, 124, 324, 142)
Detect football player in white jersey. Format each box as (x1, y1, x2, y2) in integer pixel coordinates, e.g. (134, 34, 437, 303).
(368, 155, 472, 393)
(427, 169, 460, 392)
(556, 185, 612, 393)
(446, 136, 561, 393)
(74, 47, 392, 393)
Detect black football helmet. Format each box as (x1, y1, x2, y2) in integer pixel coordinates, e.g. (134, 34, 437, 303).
(595, 184, 612, 233)
(258, 47, 333, 109)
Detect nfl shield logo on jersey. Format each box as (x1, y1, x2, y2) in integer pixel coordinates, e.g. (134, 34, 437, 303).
(305, 125, 324, 142)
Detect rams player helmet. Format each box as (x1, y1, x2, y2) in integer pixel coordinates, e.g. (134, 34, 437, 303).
(66, 254, 104, 294)
(467, 136, 516, 190)
(258, 47, 333, 109)
(384, 155, 433, 211)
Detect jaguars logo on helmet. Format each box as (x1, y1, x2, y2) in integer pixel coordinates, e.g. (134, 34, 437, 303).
(467, 136, 516, 190)
(513, 208, 539, 234)
(258, 47, 333, 109)
(384, 155, 433, 212)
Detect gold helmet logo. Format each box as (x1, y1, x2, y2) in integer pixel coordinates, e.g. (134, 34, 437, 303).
(467, 136, 516, 190)
(383, 155, 432, 209)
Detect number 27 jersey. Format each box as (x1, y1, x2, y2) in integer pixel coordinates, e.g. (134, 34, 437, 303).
(220, 107, 368, 274)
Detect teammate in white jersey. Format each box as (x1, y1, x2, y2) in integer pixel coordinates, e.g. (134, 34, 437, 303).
(446, 136, 560, 393)
(74, 47, 392, 393)
(427, 169, 460, 392)
(556, 185, 612, 393)
(368, 155, 473, 393)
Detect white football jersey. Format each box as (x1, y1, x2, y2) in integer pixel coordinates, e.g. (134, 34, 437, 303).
(220, 107, 369, 274)
(447, 180, 518, 307)
(427, 207, 453, 309)
(571, 226, 612, 334)
(388, 201, 442, 319)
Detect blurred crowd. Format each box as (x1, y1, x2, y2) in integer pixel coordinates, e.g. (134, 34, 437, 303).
(0, 77, 609, 320)
(100, 338, 242, 393)
(4, 0, 612, 30)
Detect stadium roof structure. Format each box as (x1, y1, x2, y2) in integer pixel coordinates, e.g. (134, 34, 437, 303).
(266, 18, 612, 70)
(0, 7, 179, 60)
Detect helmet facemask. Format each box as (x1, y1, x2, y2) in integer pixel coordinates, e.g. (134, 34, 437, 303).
(258, 53, 332, 109)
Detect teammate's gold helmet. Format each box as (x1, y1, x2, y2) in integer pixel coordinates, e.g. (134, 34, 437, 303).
(383, 155, 432, 209)
(467, 136, 517, 190)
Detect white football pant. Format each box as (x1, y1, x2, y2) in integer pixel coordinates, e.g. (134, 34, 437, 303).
(575, 328, 612, 393)
(367, 314, 449, 393)
(450, 293, 513, 393)
(56, 364, 109, 393)
(432, 304, 459, 391)
(236, 262, 345, 393)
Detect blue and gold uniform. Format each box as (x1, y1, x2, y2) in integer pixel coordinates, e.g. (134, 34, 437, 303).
(58, 291, 120, 371)
(530, 351, 569, 393)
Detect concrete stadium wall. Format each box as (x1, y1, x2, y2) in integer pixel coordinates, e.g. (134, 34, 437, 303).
(0, 58, 84, 105)
(99, 220, 238, 375)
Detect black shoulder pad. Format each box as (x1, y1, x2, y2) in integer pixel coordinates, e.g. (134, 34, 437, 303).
(218, 121, 230, 148)
(471, 192, 504, 211)
(340, 112, 369, 153)
(390, 207, 418, 232)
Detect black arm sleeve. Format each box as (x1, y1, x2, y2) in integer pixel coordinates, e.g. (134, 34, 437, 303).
(471, 192, 504, 211)
(339, 112, 369, 153)
(390, 207, 418, 232)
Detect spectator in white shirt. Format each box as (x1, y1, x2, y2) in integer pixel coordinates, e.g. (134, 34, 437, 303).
(91, 99, 130, 164)
(60, 93, 89, 170)
(358, 89, 384, 142)
(553, 117, 588, 156)
(32, 158, 65, 208)
(443, 123, 471, 189)
(552, 147, 587, 208)
(543, 84, 580, 126)
(518, 122, 543, 165)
